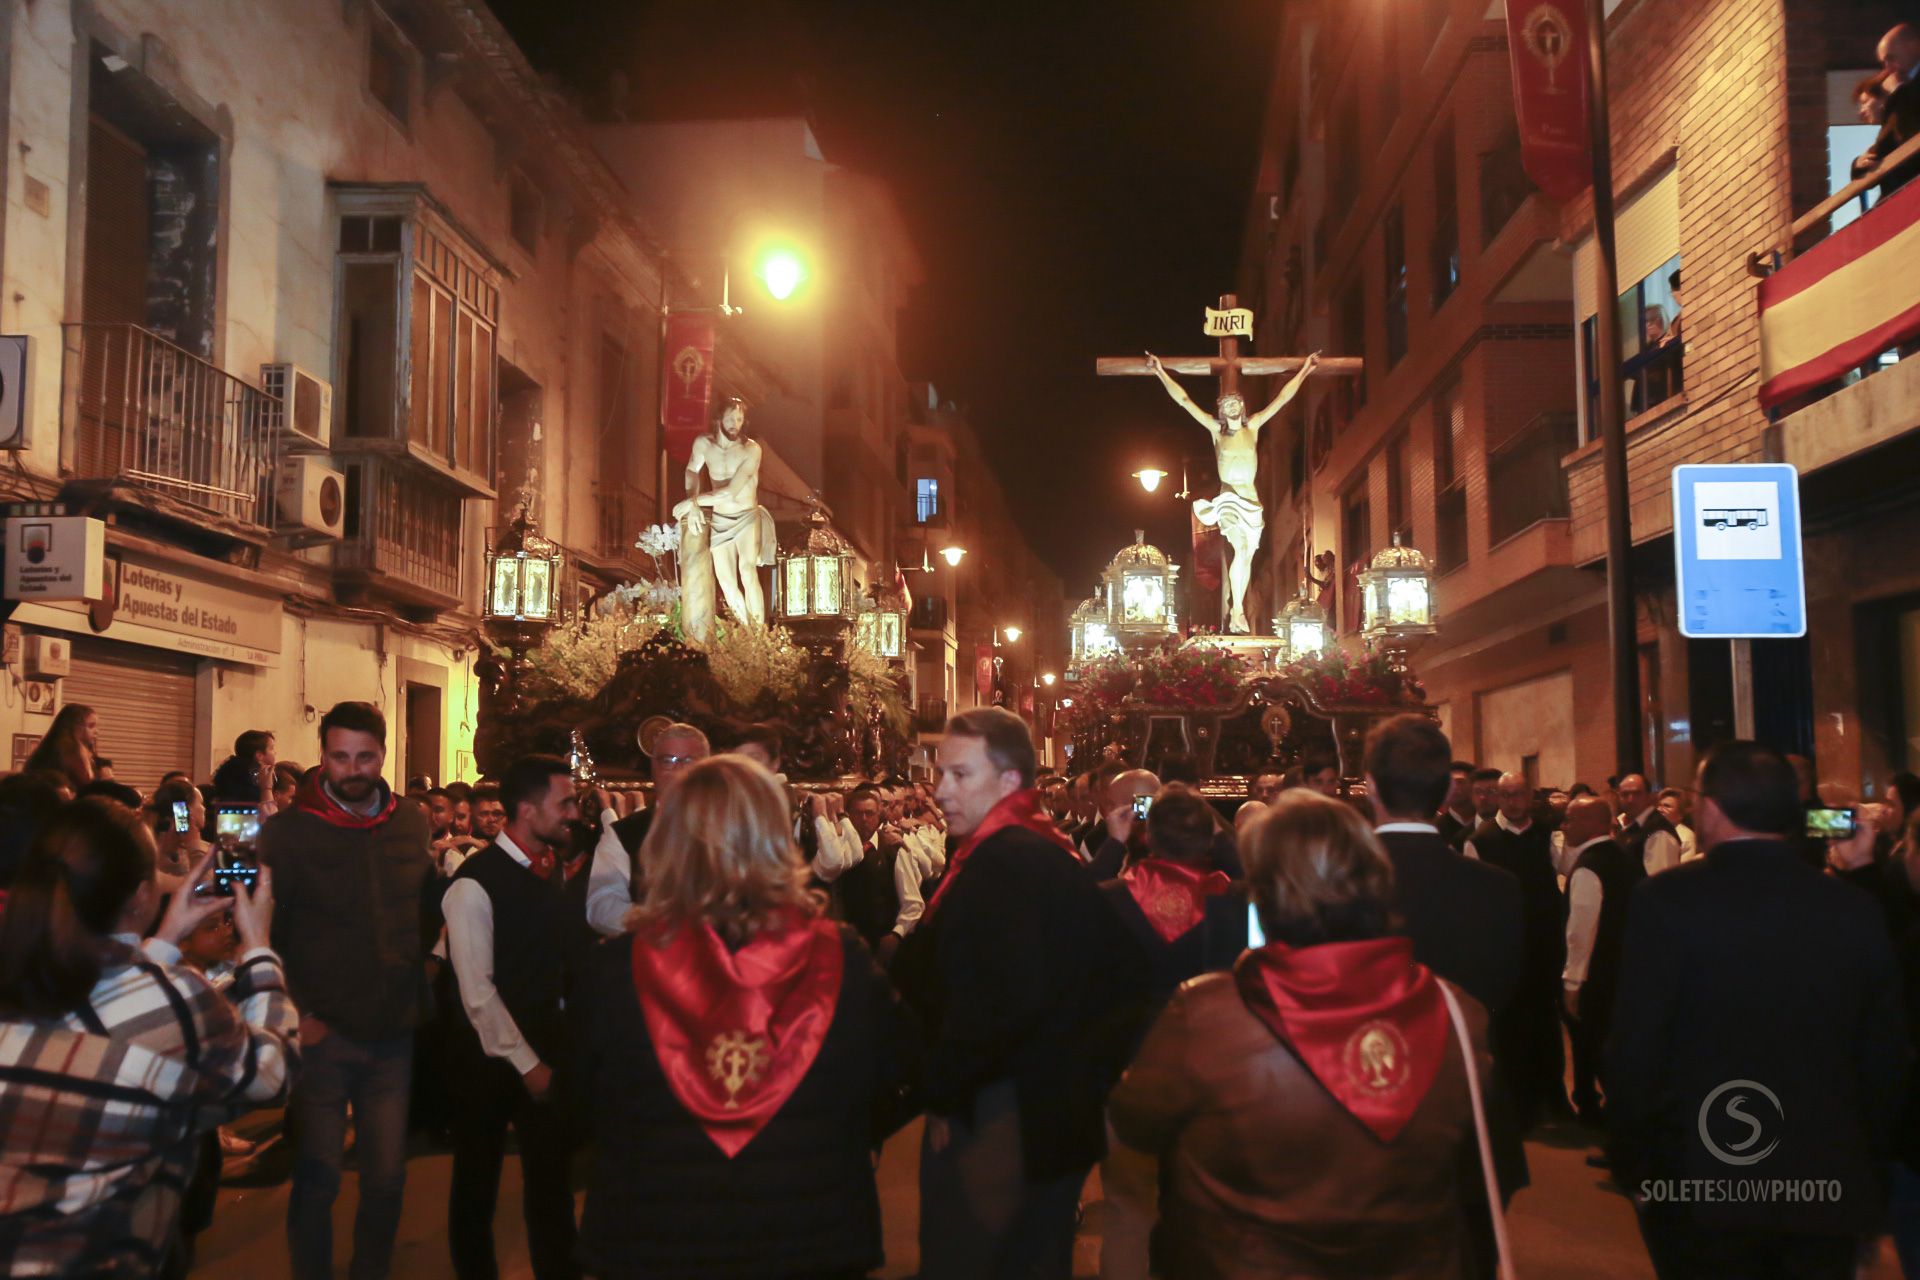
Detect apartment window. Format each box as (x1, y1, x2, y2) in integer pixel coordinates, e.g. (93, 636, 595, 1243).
(1434, 377, 1468, 573)
(1386, 432, 1412, 547)
(1384, 205, 1409, 369)
(334, 195, 498, 483)
(1581, 254, 1683, 433)
(1480, 129, 1532, 246)
(916, 477, 940, 523)
(1342, 484, 1372, 631)
(509, 172, 541, 256)
(368, 18, 411, 129)
(1431, 122, 1461, 309)
(1339, 283, 1368, 413)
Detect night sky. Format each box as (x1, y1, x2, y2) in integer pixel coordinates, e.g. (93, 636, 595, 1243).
(492, 1, 1283, 595)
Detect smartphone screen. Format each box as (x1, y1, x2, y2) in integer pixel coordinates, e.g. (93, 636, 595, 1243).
(1246, 900, 1266, 948)
(172, 800, 191, 834)
(1131, 794, 1152, 820)
(1806, 807, 1858, 839)
(200, 847, 260, 897)
(214, 805, 261, 849)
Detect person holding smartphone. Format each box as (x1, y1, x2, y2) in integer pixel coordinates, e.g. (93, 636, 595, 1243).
(148, 779, 210, 896)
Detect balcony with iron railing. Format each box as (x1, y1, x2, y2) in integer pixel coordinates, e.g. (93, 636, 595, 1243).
(336, 452, 465, 610)
(910, 596, 949, 633)
(1489, 412, 1577, 547)
(60, 323, 275, 530)
(915, 698, 948, 735)
(1479, 135, 1535, 249)
(588, 479, 652, 571)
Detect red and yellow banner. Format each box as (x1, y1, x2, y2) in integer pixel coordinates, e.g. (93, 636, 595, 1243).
(1759, 180, 1920, 408)
(662, 315, 716, 465)
(1505, 0, 1591, 202)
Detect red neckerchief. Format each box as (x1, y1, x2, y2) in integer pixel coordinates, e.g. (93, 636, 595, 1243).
(924, 788, 1076, 919)
(1234, 937, 1449, 1143)
(1121, 857, 1232, 942)
(291, 776, 399, 830)
(629, 911, 845, 1157)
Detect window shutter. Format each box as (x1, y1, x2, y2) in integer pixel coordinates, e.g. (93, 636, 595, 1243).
(1573, 166, 1679, 318)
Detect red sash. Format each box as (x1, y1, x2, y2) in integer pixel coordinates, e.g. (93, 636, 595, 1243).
(1122, 857, 1232, 942)
(925, 788, 1076, 919)
(1234, 938, 1449, 1143)
(629, 912, 845, 1157)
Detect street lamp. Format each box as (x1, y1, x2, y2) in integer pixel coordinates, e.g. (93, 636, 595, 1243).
(1041, 672, 1057, 686)
(939, 545, 967, 567)
(1001, 625, 1023, 644)
(1358, 533, 1438, 673)
(1133, 467, 1168, 493)
(754, 243, 809, 303)
(483, 508, 566, 713)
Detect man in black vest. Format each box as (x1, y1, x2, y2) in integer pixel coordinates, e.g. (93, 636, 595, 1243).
(1364, 716, 1528, 1274)
(443, 755, 584, 1279)
(1608, 742, 1906, 1279)
(1467, 772, 1571, 1127)
(1615, 773, 1681, 877)
(1557, 795, 1642, 1129)
(1435, 760, 1479, 851)
(834, 784, 903, 955)
(585, 722, 708, 936)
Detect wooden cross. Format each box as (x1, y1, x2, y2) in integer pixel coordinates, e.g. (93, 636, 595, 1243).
(1096, 293, 1361, 400)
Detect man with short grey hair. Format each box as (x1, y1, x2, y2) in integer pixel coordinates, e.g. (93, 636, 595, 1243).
(585, 722, 709, 936)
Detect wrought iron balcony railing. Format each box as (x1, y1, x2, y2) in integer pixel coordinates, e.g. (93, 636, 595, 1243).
(61, 323, 275, 526)
(337, 453, 464, 606)
(916, 698, 948, 734)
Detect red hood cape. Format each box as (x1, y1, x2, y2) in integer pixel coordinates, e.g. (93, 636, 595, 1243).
(292, 776, 399, 829)
(1121, 857, 1233, 943)
(629, 911, 844, 1158)
(925, 787, 1077, 918)
(1234, 937, 1449, 1143)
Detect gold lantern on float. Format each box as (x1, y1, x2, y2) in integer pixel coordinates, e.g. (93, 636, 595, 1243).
(482, 509, 567, 713)
(856, 577, 908, 660)
(1100, 529, 1181, 651)
(1358, 533, 1438, 672)
(1276, 589, 1329, 661)
(775, 504, 858, 623)
(1068, 592, 1118, 676)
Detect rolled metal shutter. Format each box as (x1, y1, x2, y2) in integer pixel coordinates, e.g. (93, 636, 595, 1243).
(61, 638, 199, 797)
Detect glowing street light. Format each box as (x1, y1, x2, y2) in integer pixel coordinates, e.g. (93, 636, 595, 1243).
(1041, 672, 1057, 686)
(755, 245, 809, 302)
(940, 545, 967, 567)
(1001, 625, 1023, 644)
(1134, 467, 1168, 493)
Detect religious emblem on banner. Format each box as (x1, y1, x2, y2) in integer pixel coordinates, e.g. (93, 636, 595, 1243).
(706, 1030, 770, 1108)
(663, 314, 718, 465)
(673, 345, 706, 392)
(1520, 4, 1574, 92)
(1343, 1020, 1412, 1095)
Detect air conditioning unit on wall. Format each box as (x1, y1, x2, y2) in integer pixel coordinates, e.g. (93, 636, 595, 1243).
(274, 456, 346, 540)
(260, 362, 333, 450)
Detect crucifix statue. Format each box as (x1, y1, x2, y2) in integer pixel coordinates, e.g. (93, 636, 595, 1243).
(1098, 293, 1362, 634)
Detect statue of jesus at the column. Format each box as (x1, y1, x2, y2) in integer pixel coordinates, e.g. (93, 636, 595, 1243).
(1144, 350, 1320, 633)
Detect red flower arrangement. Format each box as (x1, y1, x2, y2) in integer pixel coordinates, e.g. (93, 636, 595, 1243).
(1134, 646, 1246, 710)
(1283, 647, 1425, 706)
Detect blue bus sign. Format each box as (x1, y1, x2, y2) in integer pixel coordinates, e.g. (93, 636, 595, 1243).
(1672, 463, 1806, 639)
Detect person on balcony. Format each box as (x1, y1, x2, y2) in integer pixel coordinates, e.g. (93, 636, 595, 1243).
(1860, 24, 1920, 194)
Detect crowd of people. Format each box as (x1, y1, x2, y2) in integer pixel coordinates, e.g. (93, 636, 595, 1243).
(2, 698, 1920, 1279)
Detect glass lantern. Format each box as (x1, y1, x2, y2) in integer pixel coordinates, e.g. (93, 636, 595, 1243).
(1100, 529, 1181, 650)
(1068, 592, 1118, 676)
(1277, 590, 1328, 661)
(1358, 534, 1438, 673)
(775, 505, 858, 623)
(484, 511, 564, 623)
(856, 582, 908, 659)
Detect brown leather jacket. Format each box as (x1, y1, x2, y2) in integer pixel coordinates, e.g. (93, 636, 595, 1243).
(1106, 971, 1491, 1279)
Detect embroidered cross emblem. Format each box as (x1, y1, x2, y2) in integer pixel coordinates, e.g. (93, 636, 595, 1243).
(706, 1030, 771, 1108)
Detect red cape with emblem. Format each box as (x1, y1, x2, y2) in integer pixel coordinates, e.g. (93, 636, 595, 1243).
(924, 787, 1078, 919)
(1234, 937, 1450, 1143)
(629, 911, 844, 1157)
(1121, 857, 1233, 943)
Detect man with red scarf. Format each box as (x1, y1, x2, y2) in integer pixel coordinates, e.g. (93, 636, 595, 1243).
(259, 702, 437, 1280)
(1098, 783, 1247, 1010)
(893, 707, 1148, 1278)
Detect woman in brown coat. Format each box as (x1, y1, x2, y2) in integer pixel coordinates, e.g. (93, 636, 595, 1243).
(1106, 790, 1495, 1280)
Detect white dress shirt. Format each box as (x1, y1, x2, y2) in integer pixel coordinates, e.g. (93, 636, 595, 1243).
(442, 832, 545, 1076)
(1375, 821, 1441, 835)
(1628, 808, 1682, 876)
(586, 807, 635, 938)
(890, 825, 950, 938)
(810, 815, 863, 884)
(1462, 812, 1530, 862)
(1675, 821, 1699, 861)
(1562, 835, 1613, 989)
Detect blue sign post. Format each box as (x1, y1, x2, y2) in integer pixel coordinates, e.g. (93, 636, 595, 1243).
(1672, 464, 1806, 639)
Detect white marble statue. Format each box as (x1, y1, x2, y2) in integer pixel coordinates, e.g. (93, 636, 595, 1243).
(674, 397, 775, 644)
(1144, 351, 1320, 634)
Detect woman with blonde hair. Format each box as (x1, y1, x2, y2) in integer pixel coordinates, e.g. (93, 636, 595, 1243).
(575, 754, 918, 1279)
(1106, 789, 1498, 1280)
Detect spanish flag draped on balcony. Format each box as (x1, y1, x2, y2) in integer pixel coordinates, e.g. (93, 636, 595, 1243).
(1759, 179, 1920, 409)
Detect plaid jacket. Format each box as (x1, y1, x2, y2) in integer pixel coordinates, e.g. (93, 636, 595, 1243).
(0, 938, 300, 1275)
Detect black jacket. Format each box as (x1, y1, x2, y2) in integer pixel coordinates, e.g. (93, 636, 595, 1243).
(1099, 877, 1249, 1013)
(1468, 820, 1566, 994)
(1088, 829, 1243, 882)
(1606, 839, 1908, 1233)
(893, 826, 1149, 1179)
(448, 843, 578, 1066)
(574, 927, 917, 1279)
(1860, 75, 1920, 192)
(1376, 828, 1525, 1016)
(1567, 837, 1640, 1020)
(260, 785, 437, 1041)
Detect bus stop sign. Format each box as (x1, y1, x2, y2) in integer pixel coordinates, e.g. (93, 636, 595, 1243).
(1672, 463, 1806, 639)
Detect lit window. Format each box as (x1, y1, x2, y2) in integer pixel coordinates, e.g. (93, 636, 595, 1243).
(915, 477, 940, 522)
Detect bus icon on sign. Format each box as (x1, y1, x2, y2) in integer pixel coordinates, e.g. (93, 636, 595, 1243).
(1702, 508, 1769, 530)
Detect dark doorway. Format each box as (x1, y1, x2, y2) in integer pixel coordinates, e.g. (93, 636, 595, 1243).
(404, 682, 443, 789)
